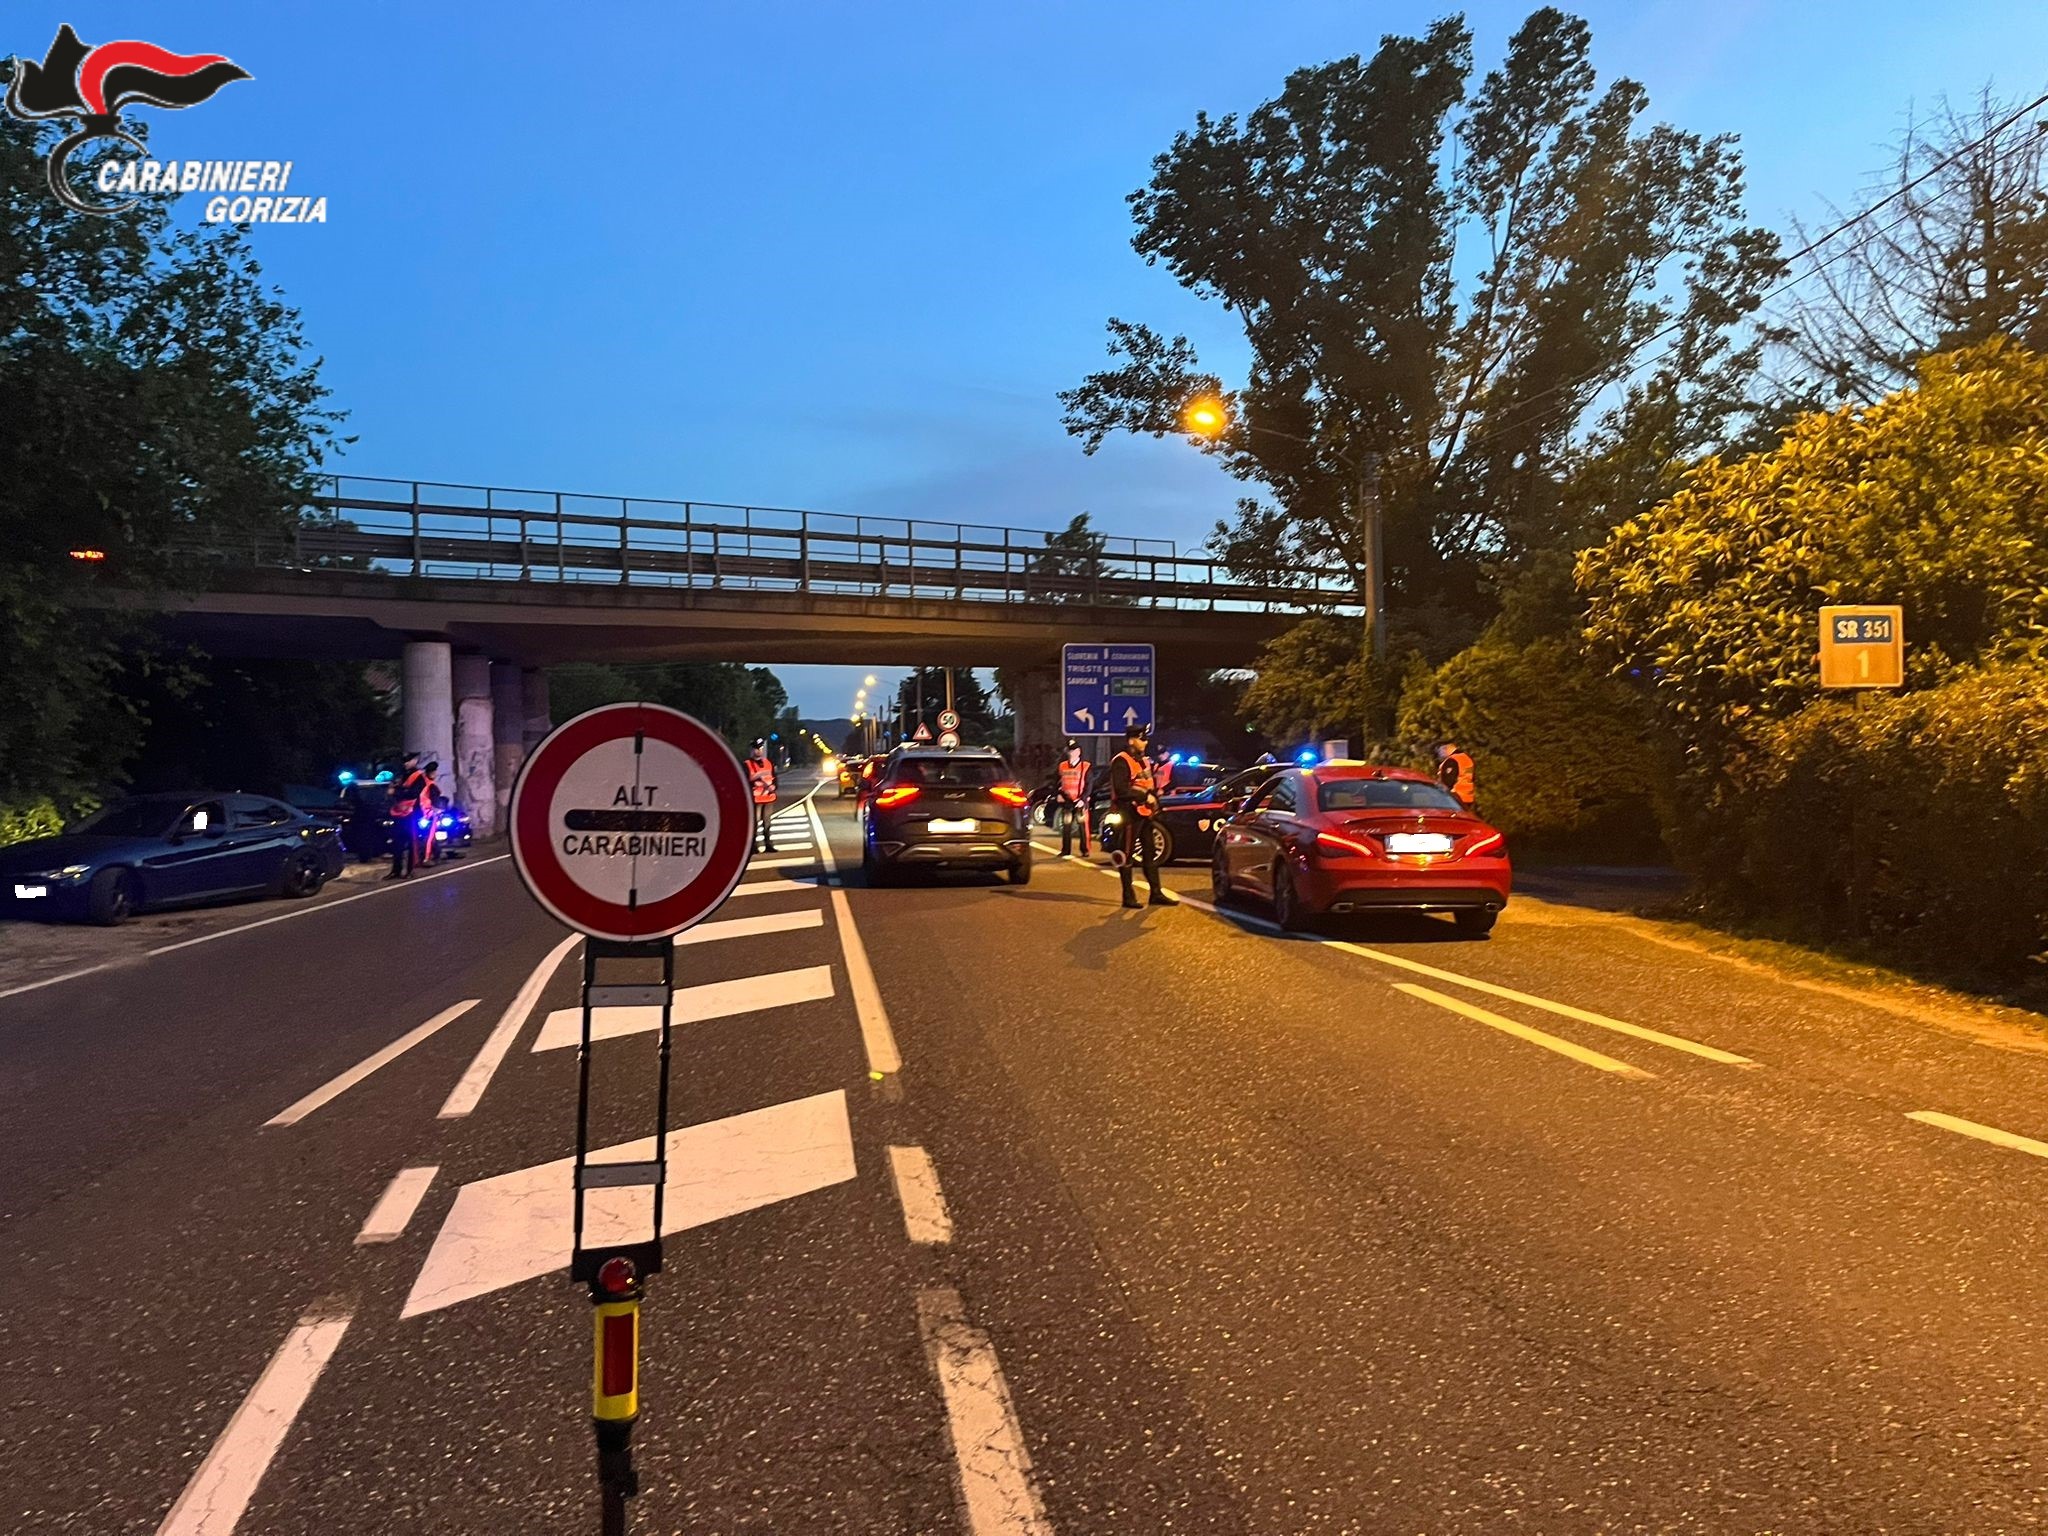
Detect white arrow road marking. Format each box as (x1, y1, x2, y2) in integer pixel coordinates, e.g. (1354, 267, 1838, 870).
(725, 877, 822, 899)
(155, 1301, 353, 1536)
(677, 909, 825, 946)
(400, 1090, 856, 1317)
(265, 999, 480, 1127)
(531, 965, 835, 1051)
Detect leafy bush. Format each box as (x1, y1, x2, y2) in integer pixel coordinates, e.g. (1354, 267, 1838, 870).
(1397, 637, 1666, 859)
(1715, 662, 2048, 983)
(0, 799, 68, 848)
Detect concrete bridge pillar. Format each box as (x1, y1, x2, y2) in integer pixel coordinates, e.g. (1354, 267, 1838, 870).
(1007, 662, 1064, 785)
(491, 662, 525, 832)
(401, 640, 454, 788)
(452, 653, 495, 837)
(521, 668, 552, 751)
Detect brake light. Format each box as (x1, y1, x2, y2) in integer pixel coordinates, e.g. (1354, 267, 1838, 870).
(1315, 830, 1376, 859)
(874, 785, 920, 808)
(1465, 830, 1505, 858)
(989, 785, 1028, 807)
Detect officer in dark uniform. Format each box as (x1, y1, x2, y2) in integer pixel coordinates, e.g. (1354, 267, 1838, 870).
(1109, 721, 1168, 909)
(386, 750, 424, 880)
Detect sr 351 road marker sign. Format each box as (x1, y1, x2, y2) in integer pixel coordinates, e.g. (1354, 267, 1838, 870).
(509, 702, 753, 942)
(1819, 604, 1904, 689)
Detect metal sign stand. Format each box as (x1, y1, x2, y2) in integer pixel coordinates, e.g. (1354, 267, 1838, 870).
(572, 935, 678, 1536)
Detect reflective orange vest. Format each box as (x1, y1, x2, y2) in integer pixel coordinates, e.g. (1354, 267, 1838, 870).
(748, 757, 778, 804)
(1057, 759, 1089, 800)
(1153, 758, 1173, 794)
(391, 769, 427, 818)
(1115, 751, 1156, 815)
(1442, 751, 1476, 807)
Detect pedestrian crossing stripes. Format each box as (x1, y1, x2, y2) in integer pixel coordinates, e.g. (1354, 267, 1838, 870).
(531, 964, 836, 1050)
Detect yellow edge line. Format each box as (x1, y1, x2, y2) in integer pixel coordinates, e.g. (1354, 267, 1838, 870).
(1395, 984, 1650, 1079)
(1907, 1110, 2048, 1160)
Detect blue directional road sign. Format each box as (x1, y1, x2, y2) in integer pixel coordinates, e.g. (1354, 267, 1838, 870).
(1062, 643, 1155, 736)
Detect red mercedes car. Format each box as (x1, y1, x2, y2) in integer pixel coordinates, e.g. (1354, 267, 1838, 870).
(1210, 764, 1510, 935)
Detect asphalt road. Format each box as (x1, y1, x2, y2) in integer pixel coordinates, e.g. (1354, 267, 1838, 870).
(7, 777, 2048, 1534)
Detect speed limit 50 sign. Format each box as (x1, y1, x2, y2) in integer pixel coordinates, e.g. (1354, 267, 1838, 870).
(509, 703, 754, 942)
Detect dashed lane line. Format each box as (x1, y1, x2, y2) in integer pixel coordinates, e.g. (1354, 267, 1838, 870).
(1027, 839, 1751, 1069)
(153, 1300, 354, 1536)
(355, 1166, 438, 1245)
(917, 1287, 1055, 1536)
(886, 1145, 954, 1244)
(1907, 1110, 2048, 1161)
(1394, 983, 1651, 1079)
(439, 932, 580, 1119)
(807, 795, 903, 1075)
(264, 998, 480, 1128)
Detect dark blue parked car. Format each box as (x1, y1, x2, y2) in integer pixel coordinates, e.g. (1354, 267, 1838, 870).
(0, 792, 345, 925)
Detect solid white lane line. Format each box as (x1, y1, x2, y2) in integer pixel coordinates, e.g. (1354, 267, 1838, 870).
(439, 933, 580, 1119)
(677, 909, 824, 945)
(887, 1145, 954, 1244)
(1907, 1110, 2048, 1160)
(917, 1287, 1055, 1536)
(265, 999, 480, 1127)
(148, 856, 509, 958)
(0, 857, 512, 1007)
(154, 1302, 353, 1536)
(531, 965, 835, 1051)
(355, 1166, 438, 1245)
(1394, 984, 1650, 1079)
(807, 796, 903, 1075)
(726, 877, 823, 900)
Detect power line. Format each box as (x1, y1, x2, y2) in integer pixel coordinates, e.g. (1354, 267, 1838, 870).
(1453, 84, 2048, 457)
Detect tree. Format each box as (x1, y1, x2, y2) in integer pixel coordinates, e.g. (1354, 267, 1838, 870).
(1575, 338, 2048, 740)
(893, 670, 1002, 742)
(548, 663, 794, 750)
(1060, 8, 1779, 660)
(1025, 513, 1132, 604)
(1773, 88, 2048, 404)
(0, 104, 344, 810)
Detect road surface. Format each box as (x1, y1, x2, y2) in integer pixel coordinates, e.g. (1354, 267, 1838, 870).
(6, 776, 2048, 1534)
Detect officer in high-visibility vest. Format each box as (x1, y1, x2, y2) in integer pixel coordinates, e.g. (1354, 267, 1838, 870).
(1434, 739, 1477, 814)
(747, 739, 780, 852)
(385, 750, 425, 880)
(1110, 722, 1168, 909)
(1150, 742, 1175, 796)
(1056, 739, 1092, 856)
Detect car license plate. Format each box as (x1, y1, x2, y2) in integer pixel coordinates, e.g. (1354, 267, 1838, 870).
(927, 818, 976, 833)
(1386, 832, 1453, 854)
(12, 883, 48, 899)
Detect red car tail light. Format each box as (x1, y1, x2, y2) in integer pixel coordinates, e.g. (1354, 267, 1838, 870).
(874, 785, 920, 809)
(1315, 830, 1377, 859)
(989, 784, 1029, 807)
(1465, 830, 1505, 858)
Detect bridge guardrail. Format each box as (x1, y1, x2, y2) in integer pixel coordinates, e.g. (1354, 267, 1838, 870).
(164, 475, 1359, 614)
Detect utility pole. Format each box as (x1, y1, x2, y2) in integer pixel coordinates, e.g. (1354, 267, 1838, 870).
(944, 667, 956, 718)
(915, 666, 926, 730)
(1358, 451, 1386, 751)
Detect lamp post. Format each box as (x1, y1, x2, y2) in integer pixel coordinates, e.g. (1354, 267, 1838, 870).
(1183, 397, 1385, 743)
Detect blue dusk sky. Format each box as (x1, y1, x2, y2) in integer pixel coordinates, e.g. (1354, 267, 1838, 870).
(15, 2, 2047, 713)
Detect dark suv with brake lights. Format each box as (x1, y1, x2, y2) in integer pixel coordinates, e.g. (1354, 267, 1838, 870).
(861, 746, 1034, 885)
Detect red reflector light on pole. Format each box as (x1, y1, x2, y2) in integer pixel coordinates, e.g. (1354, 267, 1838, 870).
(601, 1311, 635, 1398)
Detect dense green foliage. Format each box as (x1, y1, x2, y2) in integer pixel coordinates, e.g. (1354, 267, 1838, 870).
(550, 663, 791, 751)
(1396, 638, 1664, 856)
(1722, 664, 2048, 984)
(1578, 340, 2048, 740)
(120, 660, 393, 794)
(0, 102, 342, 815)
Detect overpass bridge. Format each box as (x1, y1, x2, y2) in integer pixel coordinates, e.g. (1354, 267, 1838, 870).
(143, 476, 1356, 832)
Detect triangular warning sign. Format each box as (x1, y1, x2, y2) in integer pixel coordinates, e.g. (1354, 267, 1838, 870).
(913, 722, 933, 741)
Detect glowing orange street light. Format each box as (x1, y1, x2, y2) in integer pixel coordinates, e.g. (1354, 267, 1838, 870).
(69, 548, 107, 561)
(1183, 398, 1228, 437)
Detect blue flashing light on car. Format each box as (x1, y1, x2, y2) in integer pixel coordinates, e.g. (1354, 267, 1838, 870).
(375, 769, 394, 782)
(1297, 749, 1318, 765)
(337, 769, 355, 785)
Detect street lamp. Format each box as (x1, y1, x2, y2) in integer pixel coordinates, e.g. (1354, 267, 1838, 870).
(1179, 395, 1386, 740)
